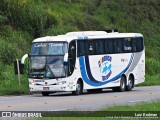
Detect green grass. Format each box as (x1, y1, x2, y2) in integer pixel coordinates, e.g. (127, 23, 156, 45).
(32, 101, 160, 120)
(0, 65, 30, 96)
(136, 74, 160, 86)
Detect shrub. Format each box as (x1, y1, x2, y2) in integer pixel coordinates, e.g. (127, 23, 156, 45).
(0, 26, 31, 64)
(0, 65, 30, 95)
(1, 0, 57, 38)
(0, 41, 18, 64)
(146, 58, 160, 75)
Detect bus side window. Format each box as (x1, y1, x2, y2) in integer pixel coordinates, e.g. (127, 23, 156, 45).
(131, 37, 143, 52)
(87, 40, 95, 55)
(68, 40, 76, 76)
(95, 39, 105, 55)
(105, 39, 114, 54)
(131, 39, 137, 52)
(114, 39, 122, 53)
(123, 38, 132, 53)
(78, 40, 86, 56)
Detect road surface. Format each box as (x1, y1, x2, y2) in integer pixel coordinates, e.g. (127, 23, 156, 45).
(0, 86, 160, 111)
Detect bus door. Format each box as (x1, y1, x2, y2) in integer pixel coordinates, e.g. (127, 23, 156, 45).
(68, 40, 76, 76)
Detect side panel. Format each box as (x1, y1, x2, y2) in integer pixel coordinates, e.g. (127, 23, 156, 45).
(133, 50, 145, 84)
(79, 53, 134, 89)
(79, 51, 145, 90)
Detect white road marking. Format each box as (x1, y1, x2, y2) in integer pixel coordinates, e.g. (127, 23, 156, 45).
(128, 99, 150, 103)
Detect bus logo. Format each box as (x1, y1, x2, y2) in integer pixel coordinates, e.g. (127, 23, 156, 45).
(98, 56, 112, 81)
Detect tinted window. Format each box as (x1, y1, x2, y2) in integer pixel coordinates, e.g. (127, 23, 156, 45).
(114, 39, 123, 53)
(78, 40, 86, 56)
(123, 38, 132, 53)
(131, 37, 144, 52)
(87, 40, 95, 55)
(105, 39, 114, 54)
(77, 37, 144, 56)
(95, 39, 105, 54)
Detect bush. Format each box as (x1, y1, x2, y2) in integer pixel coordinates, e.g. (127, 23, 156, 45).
(0, 15, 8, 26)
(0, 26, 31, 64)
(46, 25, 78, 36)
(0, 65, 30, 95)
(146, 58, 160, 75)
(0, 41, 17, 64)
(1, 0, 57, 37)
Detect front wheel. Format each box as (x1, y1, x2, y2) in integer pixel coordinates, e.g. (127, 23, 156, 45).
(72, 81, 83, 95)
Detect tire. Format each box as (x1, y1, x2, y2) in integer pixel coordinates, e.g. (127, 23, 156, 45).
(87, 89, 102, 93)
(72, 81, 83, 95)
(41, 92, 49, 96)
(126, 76, 134, 91)
(112, 76, 126, 92)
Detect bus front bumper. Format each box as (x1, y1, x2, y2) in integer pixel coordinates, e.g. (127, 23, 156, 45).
(29, 84, 73, 92)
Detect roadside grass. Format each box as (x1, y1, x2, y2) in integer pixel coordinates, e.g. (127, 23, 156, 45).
(0, 77, 30, 96)
(34, 100, 160, 120)
(0, 65, 30, 96)
(136, 74, 160, 87)
(101, 100, 160, 111)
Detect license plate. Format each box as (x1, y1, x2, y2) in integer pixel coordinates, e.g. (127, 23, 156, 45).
(43, 87, 49, 90)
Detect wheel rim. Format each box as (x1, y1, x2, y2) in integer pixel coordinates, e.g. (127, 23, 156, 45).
(121, 79, 125, 89)
(76, 83, 81, 93)
(120, 76, 126, 91)
(128, 78, 133, 88)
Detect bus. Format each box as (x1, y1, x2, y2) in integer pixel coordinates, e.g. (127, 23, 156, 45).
(27, 31, 145, 96)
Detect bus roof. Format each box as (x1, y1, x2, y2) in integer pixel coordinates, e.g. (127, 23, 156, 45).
(32, 31, 143, 43)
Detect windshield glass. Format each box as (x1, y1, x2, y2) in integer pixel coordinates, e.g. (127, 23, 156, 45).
(29, 56, 66, 78)
(30, 42, 68, 55)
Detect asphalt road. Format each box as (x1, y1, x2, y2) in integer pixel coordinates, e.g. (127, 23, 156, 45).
(0, 86, 160, 111)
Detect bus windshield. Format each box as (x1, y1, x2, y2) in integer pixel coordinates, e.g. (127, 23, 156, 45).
(30, 42, 68, 55)
(29, 56, 66, 78)
(29, 42, 68, 78)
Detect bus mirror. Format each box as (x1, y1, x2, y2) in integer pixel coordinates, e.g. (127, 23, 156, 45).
(64, 53, 68, 66)
(14, 54, 28, 74)
(14, 60, 24, 74)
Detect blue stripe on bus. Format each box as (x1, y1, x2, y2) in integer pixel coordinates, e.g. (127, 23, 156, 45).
(78, 36, 88, 40)
(85, 56, 99, 83)
(79, 54, 134, 87)
(78, 36, 84, 40)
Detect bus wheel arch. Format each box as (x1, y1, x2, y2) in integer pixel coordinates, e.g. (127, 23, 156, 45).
(72, 78, 83, 95)
(126, 74, 134, 91)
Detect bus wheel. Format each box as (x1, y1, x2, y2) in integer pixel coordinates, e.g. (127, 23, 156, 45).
(41, 92, 49, 96)
(113, 76, 126, 92)
(126, 76, 134, 91)
(72, 80, 83, 95)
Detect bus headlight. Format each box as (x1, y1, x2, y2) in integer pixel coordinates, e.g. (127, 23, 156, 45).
(56, 81, 66, 85)
(29, 82, 36, 85)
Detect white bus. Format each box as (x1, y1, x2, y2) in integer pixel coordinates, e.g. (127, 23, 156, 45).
(28, 31, 145, 96)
